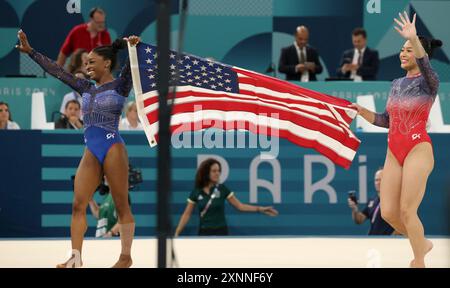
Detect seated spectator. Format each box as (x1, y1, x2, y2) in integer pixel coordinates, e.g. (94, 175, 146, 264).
(119, 101, 143, 130)
(67, 48, 88, 75)
(0, 102, 20, 130)
(278, 25, 323, 81)
(55, 100, 83, 129)
(337, 27, 379, 81)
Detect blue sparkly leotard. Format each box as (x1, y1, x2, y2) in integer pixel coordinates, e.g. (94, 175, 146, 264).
(29, 49, 132, 164)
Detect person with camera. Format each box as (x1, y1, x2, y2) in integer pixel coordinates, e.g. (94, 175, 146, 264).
(88, 165, 142, 238)
(88, 176, 123, 238)
(348, 168, 394, 235)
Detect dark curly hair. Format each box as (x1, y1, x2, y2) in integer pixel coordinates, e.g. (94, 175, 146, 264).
(195, 158, 221, 189)
(418, 36, 443, 58)
(92, 38, 127, 71)
(67, 48, 87, 74)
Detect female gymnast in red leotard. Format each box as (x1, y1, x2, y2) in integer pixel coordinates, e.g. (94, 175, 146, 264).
(351, 11, 442, 268)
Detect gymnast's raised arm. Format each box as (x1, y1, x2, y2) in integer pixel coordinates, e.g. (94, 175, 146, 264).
(16, 30, 91, 94)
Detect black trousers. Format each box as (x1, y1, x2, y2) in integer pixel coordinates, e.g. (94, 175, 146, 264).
(198, 226, 229, 236)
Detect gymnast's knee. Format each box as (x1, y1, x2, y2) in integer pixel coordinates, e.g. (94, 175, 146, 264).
(381, 207, 400, 225)
(72, 198, 88, 216)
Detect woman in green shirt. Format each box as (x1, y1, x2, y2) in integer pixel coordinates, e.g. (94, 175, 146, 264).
(175, 158, 278, 236)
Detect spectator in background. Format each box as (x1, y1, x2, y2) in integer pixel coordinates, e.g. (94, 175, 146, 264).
(278, 26, 323, 81)
(59, 49, 88, 117)
(175, 158, 278, 236)
(57, 7, 111, 67)
(55, 100, 83, 129)
(89, 176, 131, 238)
(348, 168, 395, 235)
(119, 101, 143, 130)
(67, 48, 88, 75)
(337, 28, 379, 81)
(0, 102, 20, 130)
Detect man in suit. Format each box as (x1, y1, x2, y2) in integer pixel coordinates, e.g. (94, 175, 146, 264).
(337, 28, 379, 81)
(278, 26, 323, 81)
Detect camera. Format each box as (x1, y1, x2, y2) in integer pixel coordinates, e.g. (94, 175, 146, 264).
(128, 164, 143, 190)
(348, 191, 358, 204)
(97, 181, 110, 195)
(97, 164, 143, 193)
(70, 164, 143, 194)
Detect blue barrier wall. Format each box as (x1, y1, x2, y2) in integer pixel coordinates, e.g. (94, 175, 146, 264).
(1, 130, 449, 237)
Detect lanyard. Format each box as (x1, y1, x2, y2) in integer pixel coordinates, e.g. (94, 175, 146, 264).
(200, 185, 219, 218)
(371, 202, 380, 224)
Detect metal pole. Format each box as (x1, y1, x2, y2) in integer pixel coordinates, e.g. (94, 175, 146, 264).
(156, 0, 171, 268)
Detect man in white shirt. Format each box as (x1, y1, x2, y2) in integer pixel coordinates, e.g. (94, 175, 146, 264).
(279, 26, 323, 81)
(337, 28, 379, 81)
(349, 46, 365, 82)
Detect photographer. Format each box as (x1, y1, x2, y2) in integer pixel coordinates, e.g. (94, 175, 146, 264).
(88, 165, 142, 238)
(348, 168, 395, 235)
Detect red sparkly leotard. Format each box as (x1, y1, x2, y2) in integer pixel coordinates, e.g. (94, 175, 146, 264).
(373, 55, 439, 166)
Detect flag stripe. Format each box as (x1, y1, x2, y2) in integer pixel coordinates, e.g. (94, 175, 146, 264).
(238, 80, 354, 126)
(234, 67, 352, 107)
(141, 82, 353, 130)
(236, 70, 355, 124)
(142, 84, 353, 132)
(159, 119, 353, 168)
(143, 89, 351, 132)
(238, 84, 354, 127)
(145, 110, 358, 161)
(144, 100, 360, 150)
(142, 94, 358, 147)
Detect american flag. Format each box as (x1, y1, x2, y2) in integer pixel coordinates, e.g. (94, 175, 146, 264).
(128, 42, 360, 169)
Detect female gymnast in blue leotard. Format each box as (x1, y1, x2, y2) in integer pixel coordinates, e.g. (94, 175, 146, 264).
(17, 30, 139, 268)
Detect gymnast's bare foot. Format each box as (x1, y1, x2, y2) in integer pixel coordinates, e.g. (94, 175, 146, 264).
(56, 250, 82, 268)
(425, 239, 434, 256)
(409, 259, 425, 268)
(111, 254, 133, 268)
(409, 239, 433, 268)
